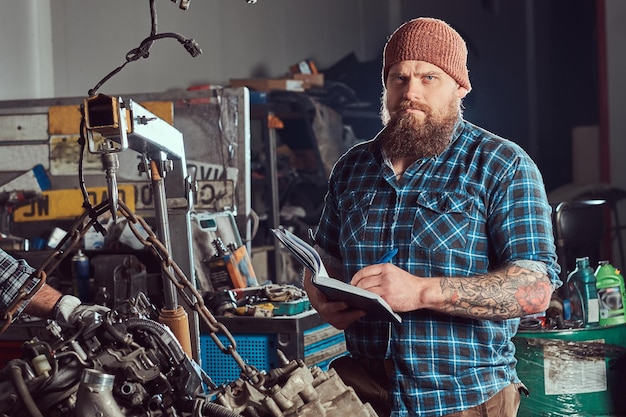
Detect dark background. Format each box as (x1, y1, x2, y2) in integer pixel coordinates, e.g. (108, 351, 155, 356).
(322, 0, 598, 192)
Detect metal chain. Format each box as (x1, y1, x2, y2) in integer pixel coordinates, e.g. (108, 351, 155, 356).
(115, 200, 263, 384)
(0, 199, 263, 385)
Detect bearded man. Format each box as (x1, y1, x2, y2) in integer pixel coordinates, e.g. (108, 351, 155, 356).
(302, 17, 560, 417)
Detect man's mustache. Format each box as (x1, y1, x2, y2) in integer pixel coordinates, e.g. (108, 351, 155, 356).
(397, 101, 429, 113)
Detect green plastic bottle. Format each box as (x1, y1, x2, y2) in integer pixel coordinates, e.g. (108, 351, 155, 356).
(566, 257, 599, 327)
(595, 260, 626, 326)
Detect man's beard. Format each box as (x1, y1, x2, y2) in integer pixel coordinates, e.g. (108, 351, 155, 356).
(379, 96, 460, 160)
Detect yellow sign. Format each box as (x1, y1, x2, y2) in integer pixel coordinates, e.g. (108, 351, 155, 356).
(13, 185, 136, 222)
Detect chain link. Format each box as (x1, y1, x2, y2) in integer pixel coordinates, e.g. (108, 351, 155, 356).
(0, 200, 262, 384)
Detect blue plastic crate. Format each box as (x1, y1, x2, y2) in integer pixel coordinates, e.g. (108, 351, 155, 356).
(199, 312, 348, 384)
(200, 334, 275, 385)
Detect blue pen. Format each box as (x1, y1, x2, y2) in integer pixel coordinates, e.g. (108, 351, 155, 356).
(377, 248, 398, 264)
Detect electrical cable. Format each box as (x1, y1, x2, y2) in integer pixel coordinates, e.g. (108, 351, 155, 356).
(77, 109, 90, 205)
(87, 0, 202, 97)
(77, 0, 203, 226)
(76, 108, 108, 236)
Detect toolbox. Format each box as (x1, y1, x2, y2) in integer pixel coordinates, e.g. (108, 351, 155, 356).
(272, 298, 311, 316)
(199, 309, 346, 385)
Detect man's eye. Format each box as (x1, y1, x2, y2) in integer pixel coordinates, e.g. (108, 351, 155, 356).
(424, 75, 435, 81)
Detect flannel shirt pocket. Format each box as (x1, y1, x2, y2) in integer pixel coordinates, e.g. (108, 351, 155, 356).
(337, 191, 376, 243)
(412, 191, 473, 251)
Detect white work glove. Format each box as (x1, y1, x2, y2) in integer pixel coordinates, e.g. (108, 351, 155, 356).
(54, 295, 110, 328)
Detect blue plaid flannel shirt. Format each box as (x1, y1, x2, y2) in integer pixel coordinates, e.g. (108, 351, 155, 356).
(0, 249, 39, 318)
(314, 119, 560, 417)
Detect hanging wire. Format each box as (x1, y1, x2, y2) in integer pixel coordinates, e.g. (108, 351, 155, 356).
(77, 105, 108, 236)
(78, 0, 202, 225)
(87, 0, 202, 97)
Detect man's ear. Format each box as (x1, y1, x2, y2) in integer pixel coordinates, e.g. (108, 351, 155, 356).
(456, 85, 470, 99)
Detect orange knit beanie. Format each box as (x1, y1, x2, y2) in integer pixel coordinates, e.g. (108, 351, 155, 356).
(383, 17, 471, 91)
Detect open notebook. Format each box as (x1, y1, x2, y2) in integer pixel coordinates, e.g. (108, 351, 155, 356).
(271, 228, 402, 323)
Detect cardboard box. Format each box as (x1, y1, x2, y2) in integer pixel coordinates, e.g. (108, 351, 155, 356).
(293, 73, 324, 89)
(230, 78, 304, 92)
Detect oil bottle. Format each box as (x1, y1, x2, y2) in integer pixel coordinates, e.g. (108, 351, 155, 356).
(72, 250, 91, 302)
(595, 260, 626, 326)
(566, 257, 599, 327)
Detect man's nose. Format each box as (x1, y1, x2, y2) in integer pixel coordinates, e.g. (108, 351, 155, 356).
(403, 77, 423, 101)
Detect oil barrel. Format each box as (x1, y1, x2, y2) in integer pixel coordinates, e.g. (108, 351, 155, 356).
(513, 323, 626, 416)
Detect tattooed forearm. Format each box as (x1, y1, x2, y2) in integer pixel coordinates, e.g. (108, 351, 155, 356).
(438, 265, 553, 320)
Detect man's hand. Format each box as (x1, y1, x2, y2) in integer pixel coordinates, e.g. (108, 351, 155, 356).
(351, 263, 424, 312)
(54, 295, 110, 328)
(303, 272, 366, 329)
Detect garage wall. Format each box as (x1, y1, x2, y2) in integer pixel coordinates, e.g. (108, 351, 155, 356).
(48, 0, 394, 99)
(0, 1, 54, 100)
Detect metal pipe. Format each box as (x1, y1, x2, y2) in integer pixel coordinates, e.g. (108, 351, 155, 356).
(150, 157, 178, 310)
(75, 369, 125, 417)
(9, 365, 44, 417)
